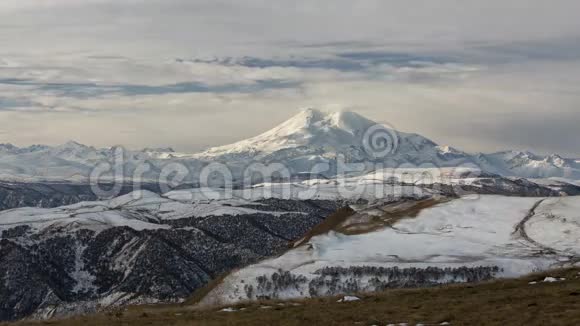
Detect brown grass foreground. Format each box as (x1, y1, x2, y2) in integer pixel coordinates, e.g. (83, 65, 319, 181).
(5, 267, 580, 326)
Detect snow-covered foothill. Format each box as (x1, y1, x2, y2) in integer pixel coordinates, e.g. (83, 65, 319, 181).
(198, 195, 580, 306)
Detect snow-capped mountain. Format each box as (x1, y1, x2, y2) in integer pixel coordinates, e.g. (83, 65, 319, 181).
(195, 109, 434, 160)
(0, 141, 200, 183)
(0, 143, 49, 155)
(193, 108, 464, 171)
(0, 109, 578, 182)
(475, 151, 580, 180)
(192, 108, 580, 181)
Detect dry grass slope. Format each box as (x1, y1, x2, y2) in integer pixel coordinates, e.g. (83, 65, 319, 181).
(7, 267, 580, 326)
(338, 198, 448, 235)
(294, 206, 355, 247)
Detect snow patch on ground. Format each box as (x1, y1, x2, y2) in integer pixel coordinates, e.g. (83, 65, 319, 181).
(70, 244, 96, 295)
(337, 296, 360, 302)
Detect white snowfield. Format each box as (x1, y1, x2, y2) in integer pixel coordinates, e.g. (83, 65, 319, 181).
(199, 195, 580, 306)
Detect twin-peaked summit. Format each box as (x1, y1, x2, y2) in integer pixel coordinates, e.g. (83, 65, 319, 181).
(197, 108, 384, 157)
(195, 108, 439, 162)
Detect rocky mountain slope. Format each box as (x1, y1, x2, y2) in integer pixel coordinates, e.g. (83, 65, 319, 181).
(0, 190, 342, 321)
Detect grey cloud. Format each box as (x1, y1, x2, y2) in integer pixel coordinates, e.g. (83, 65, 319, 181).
(468, 37, 580, 64)
(0, 97, 34, 109)
(185, 51, 456, 72)
(0, 78, 302, 99)
(335, 52, 453, 67)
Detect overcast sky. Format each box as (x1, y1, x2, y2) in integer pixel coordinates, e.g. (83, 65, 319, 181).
(0, 0, 579, 156)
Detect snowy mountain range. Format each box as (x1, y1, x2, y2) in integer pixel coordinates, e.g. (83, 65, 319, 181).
(1, 109, 579, 321)
(0, 109, 578, 184)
